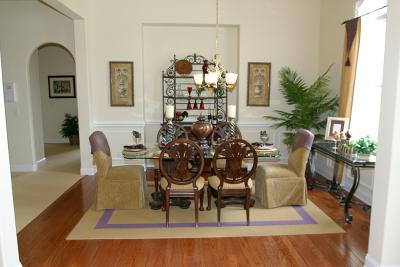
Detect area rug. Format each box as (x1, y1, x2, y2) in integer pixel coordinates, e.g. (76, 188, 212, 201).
(67, 196, 344, 240)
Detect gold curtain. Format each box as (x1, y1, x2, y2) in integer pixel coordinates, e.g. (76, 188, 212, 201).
(339, 17, 361, 117)
(337, 17, 361, 182)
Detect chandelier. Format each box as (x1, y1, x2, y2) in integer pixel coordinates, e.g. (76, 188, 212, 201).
(193, 0, 238, 92)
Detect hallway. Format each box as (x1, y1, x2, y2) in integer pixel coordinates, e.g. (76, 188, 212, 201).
(12, 143, 81, 231)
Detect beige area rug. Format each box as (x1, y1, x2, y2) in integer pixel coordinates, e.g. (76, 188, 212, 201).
(12, 143, 82, 232)
(68, 194, 344, 240)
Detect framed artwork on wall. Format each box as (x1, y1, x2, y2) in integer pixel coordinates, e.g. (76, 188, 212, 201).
(110, 61, 134, 106)
(324, 117, 350, 140)
(48, 75, 76, 98)
(247, 62, 271, 106)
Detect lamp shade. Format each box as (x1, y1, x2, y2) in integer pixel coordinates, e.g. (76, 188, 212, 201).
(226, 72, 238, 85)
(205, 72, 219, 86)
(193, 73, 203, 86)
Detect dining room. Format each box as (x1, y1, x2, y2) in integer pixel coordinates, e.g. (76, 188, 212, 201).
(1, 0, 400, 267)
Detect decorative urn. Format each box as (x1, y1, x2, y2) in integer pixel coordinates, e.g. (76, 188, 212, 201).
(191, 114, 213, 150)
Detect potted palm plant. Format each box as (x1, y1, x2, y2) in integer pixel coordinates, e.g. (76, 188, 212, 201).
(60, 113, 79, 145)
(265, 66, 338, 146)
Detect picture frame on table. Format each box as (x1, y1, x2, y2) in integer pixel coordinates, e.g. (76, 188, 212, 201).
(247, 62, 271, 106)
(324, 117, 350, 140)
(48, 75, 76, 98)
(109, 61, 134, 106)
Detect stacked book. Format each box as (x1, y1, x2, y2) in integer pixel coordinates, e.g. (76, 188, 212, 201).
(122, 144, 147, 158)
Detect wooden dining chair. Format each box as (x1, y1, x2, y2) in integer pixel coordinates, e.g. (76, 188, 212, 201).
(153, 122, 188, 191)
(211, 122, 246, 171)
(159, 139, 205, 227)
(211, 122, 242, 145)
(156, 122, 188, 147)
(207, 139, 258, 226)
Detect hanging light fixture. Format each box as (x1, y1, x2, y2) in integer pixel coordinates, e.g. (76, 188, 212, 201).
(193, 0, 238, 92)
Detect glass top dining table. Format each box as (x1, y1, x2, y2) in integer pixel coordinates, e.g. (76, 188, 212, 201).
(122, 145, 281, 161)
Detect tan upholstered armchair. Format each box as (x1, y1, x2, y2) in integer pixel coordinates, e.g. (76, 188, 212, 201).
(89, 131, 146, 210)
(255, 129, 314, 208)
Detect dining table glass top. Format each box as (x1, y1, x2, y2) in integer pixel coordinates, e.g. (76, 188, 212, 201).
(122, 145, 280, 160)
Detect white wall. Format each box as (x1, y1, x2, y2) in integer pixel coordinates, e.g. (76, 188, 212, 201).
(83, 0, 321, 166)
(29, 50, 45, 163)
(0, 53, 22, 267)
(319, 0, 356, 94)
(38, 45, 77, 143)
(365, 1, 400, 266)
(0, 0, 75, 171)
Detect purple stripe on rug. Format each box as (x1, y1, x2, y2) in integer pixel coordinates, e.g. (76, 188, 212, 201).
(95, 205, 317, 229)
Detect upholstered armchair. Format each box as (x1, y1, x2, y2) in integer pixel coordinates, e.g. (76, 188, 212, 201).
(255, 129, 314, 208)
(89, 131, 146, 210)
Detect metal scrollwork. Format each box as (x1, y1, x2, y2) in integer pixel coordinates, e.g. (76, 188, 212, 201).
(184, 53, 207, 64)
(166, 97, 174, 105)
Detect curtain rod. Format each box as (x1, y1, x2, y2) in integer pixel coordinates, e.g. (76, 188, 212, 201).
(342, 5, 387, 24)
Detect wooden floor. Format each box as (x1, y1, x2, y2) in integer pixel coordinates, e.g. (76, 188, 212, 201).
(18, 174, 370, 267)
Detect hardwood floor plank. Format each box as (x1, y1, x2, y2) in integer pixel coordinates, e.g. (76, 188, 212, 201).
(17, 175, 370, 267)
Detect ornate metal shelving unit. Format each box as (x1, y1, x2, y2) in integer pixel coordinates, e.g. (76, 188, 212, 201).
(162, 53, 227, 125)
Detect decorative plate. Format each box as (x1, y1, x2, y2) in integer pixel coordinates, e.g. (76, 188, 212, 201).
(175, 60, 192, 75)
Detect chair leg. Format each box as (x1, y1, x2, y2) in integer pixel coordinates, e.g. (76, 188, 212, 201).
(194, 191, 199, 227)
(217, 191, 221, 226)
(199, 188, 204, 211)
(207, 186, 212, 210)
(245, 189, 250, 226)
(162, 189, 166, 212)
(165, 190, 170, 228)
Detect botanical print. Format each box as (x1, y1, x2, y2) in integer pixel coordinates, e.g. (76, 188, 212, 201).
(247, 63, 271, 106)
(110, 62, 134, 106)
(115, 67, 129, 99)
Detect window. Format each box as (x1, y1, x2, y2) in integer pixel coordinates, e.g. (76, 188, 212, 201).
(350, 2, 387, 141)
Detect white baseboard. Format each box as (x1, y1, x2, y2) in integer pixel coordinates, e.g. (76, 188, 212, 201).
(36, 157, 46, 169)
(364, 254, 400, 267)
(80, 167, 96, 176)
(44, 138, 68, 144)
(11, 157, 46, 172)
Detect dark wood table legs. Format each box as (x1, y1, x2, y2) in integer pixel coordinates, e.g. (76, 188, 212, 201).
(307, 147, 364, 223)
(343, 166, 361, 223)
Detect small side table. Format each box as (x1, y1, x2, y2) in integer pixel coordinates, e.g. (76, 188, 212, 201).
(308, 142, 375, 223)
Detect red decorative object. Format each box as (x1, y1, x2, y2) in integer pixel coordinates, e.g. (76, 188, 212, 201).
(200, 99, 204, 110)
(193, 99, 198, 110)
(187, 99, 192, 110)
(187, 86, 192, 96)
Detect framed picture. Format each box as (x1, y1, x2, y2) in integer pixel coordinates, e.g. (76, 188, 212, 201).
(247, 62, 271, 106)
(110, 61, 134, 106)
(324, 117, 350, 140)
(48, 75, 76, 98)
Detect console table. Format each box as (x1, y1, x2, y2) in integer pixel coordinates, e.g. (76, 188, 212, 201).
(308, 142, 375, 223)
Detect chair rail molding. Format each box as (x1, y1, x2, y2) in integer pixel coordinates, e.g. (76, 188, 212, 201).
(93, 120, 146, 128)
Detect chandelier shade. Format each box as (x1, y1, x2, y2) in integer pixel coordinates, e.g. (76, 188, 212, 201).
(193, 0, 238, 91)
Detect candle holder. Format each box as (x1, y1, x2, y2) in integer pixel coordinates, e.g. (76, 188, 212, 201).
(227, 117, 236, 139)
(161, 118, 176, 146)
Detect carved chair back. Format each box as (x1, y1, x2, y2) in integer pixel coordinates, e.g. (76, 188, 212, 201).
(159, 139, 205, 189)
(157, 123, 188, 147)
(211, 122, 242, 145)
(212, 139, 257, 189)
